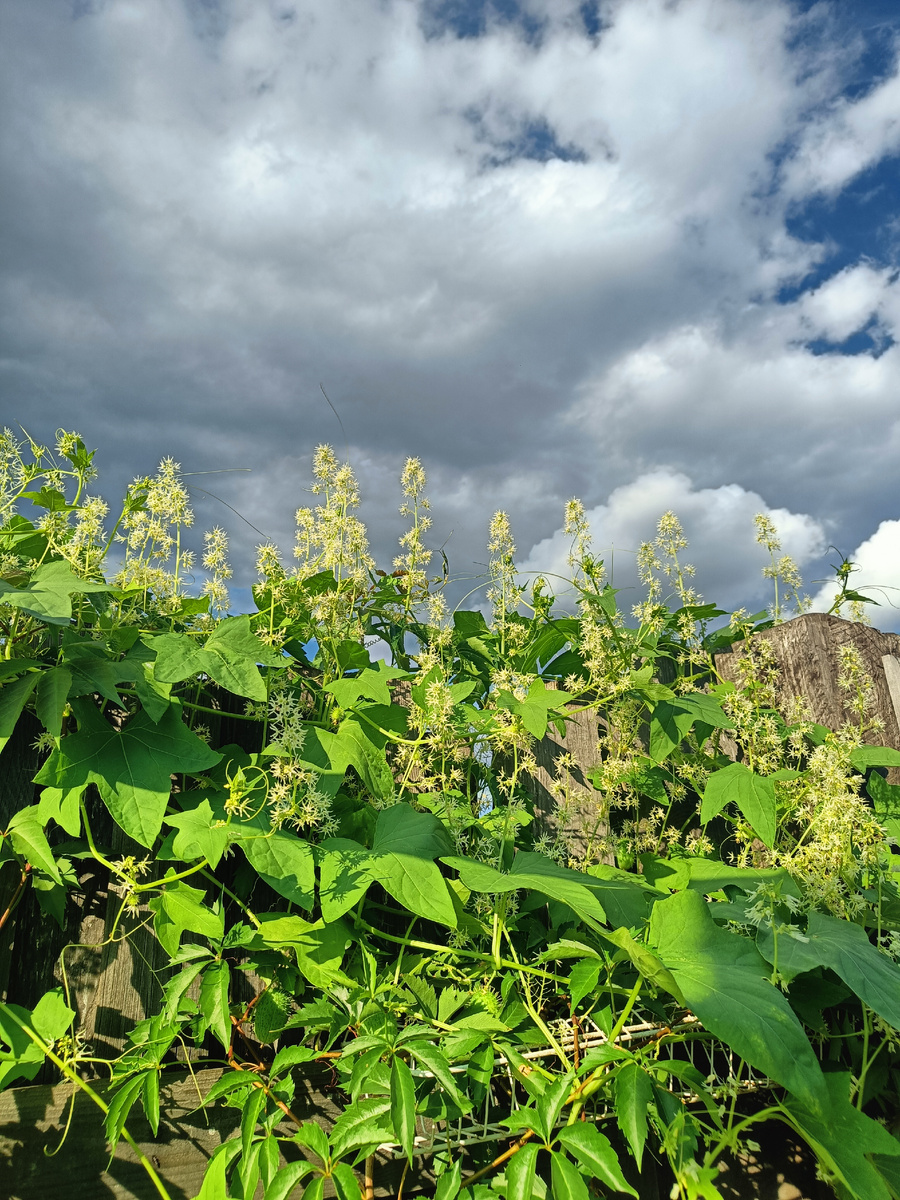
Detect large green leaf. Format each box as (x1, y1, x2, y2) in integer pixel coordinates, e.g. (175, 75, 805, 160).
(148, 877, 224, 956)
(868, 770, 900, 841)
(370, 804, 456, 926)
(256, 915, 353, 990)
(62, 639, 127, 706)
(0, 671, 38, 756)
(442, 851, 607, 929)
(649, 889, 825, 1106)
(322, 718, 395, 802)
(318, 838, 373, 921)
(851, 746, 900, 772)
(701, 762, 777, 848)
(318, 807, 457, 927)
(0, 560, 109, 624)
(163, 799, 231, 868)
(150, 615, 283, 701)
(784, 1072, 900, 1200)
(6, 806, 62, 883)
(35, 666, 71, 738)
(758, 912, 900, 1030)
(650, 695, 733, 762)
(199, 960, 232, 1050)
(390, 1056, 417, 1161)
(324, 662, 410, 708)
(240, 831, 315, 910)
(34, 699, 220, 846)
(494, 679, 573, 739)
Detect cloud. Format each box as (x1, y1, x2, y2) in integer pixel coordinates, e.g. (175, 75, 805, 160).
(518, 468, 826, 614)
(810, 519, 900, 630)
(0, 0, 899, 620)
(784, 58, 900, 198)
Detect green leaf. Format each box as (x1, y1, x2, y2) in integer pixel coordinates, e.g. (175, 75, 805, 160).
(241, 830, 315, 910)
(549, 1149, 590, 1200)
(649, 701, 697, 762)
(257, 915, 352, 990)
(331, 1162, 362, 1200)
(293, 1122, 332, 1165)
(324, 661, 410, 708)
(323, 718, 395, 802)
(506, 1144, 539, 1199)
(193, 1138, 244, 1200)
(202, 615, 284, 698)
(701, 762, 777, 848)
(442, 853, 606, 930)
(0, 671, 38, 756)
(35, 667, 71, 738)
(238, 1137, 262, 1200)
(367, 804, 457, 927)
(683, 858, 800, 901)
(241, 1086, 265, 1162)
(434, 1161, 463, 1200)
(199, 960, 232, 1050)
(270, 1045, 317, 1079)
(163, 959, 209, 1022)
(258, 1135, 279, 1190)
(614, 1062, 652, 1169)
(0, 1002, 45, 1088)
(758, 912, 900, 1030)
(649, 890, 825, 1107)
(0, 560, 109, 624)
(151, 615, 283, 702)
(7, 806, 62, 883)
(495, 679, 573, 739)
(408, 1041, 472, 1113)
(784, 1073, 900, 1200)
(264, 1162, 316, 1200)
(597, 927, 684, 1005)
(142, 1069, 161, 1137)
(201, 1071, 256, 1108)
(30, 989, 76, 1042)
(556, 1124, 638, 1196)
(318, 839, 373, 922)
(164, 800, 231, 868)
(868, 770, 900, 840)
(851, 746, 900, 772)
(35, 699, 220, 846)
(148, 878, 224, 957)
(63, 640, 124, 706)
(329, 1096, 393, 1159)
(391, 1056, 417, 1161)
(105, 1074, 144, 1149)
(568, 959, 600, 1011)
(301, 1176, 325, 1200)
(536, 1072, 574, 1142)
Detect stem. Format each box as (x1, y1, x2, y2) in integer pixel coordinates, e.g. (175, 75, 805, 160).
(0, 865, 31, 932)
(0, 1003, 174, 1200)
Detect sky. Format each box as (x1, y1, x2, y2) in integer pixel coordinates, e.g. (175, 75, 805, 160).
(2, 0, 900, 627)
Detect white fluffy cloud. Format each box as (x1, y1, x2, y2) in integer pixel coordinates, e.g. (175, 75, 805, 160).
(518, 468, 826, 614)
(1, 0, 900, 625)
(810, 519, 900, 630)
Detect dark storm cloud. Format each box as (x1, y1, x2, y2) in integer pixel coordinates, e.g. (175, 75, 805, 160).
(2, 0, 900, 623)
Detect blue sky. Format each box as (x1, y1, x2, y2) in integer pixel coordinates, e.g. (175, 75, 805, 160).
(2, 0, 900, 624)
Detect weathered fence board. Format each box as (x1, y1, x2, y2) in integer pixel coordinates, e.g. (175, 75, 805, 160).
(0, 1066, 431, 1200)
(715, 613, 900, 778)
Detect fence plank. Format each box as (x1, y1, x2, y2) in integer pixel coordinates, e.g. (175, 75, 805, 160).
(715, 613, 900, 778)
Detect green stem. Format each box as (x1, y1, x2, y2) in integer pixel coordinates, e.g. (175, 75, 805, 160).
(0, 1003, 174, 1200)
